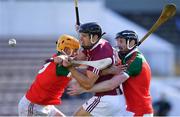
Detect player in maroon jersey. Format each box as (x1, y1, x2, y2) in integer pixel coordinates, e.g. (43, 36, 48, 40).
(62, 22, 127, 116)
(18, 34, 80, 116)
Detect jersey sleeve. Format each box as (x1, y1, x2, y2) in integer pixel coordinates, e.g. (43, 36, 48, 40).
(56, 65, 70, 76)
(51, 52, 69, 76)
(125, 55, 142, 77)
(87, 42, 114, 75)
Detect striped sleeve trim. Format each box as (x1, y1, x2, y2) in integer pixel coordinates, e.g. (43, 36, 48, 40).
(92, 67, 100, 75)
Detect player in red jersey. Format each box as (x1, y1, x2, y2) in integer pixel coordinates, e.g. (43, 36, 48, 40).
(62, 22, 127, 116)
(18, 34, 80, 116)
(68, 30, 154, 117)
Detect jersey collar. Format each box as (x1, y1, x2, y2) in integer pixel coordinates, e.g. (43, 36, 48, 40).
(125, 48, 138, 58)
(90, 39, 102, 51)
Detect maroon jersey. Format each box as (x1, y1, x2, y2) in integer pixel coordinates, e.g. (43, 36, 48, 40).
(83, 39, 122, 96)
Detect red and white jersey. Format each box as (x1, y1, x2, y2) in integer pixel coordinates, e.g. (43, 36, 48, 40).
(26, 55, 71, 105)
(83, 39, 122, 96)
(122, 50, 153, 115)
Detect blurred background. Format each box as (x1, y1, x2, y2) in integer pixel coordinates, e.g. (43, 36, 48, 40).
(0, 0, 180, 116)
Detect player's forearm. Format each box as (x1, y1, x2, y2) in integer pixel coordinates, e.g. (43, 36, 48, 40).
(85, 80, 115, 93)
(86, 73, 129, 93)
(100, 68, 111, 76)
(68, 67, 93, 89)
(100, 64, 128, 76)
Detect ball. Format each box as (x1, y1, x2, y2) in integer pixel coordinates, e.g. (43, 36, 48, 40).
(8, 38, 16, 47)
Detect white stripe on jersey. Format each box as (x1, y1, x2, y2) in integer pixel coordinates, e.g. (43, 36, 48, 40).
(93, 68, 99, 75)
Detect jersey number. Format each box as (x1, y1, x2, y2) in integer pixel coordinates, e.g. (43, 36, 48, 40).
(38, 62, 51, 74)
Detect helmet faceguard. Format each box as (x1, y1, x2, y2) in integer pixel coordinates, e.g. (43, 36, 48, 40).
(56, 34, 80, 56)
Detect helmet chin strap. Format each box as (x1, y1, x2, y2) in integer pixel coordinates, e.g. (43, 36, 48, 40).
(127, 40, 136, 50)
(82, 34, 98, 50)
(90, 34, 97, 44)
(118, 40, 136, 60)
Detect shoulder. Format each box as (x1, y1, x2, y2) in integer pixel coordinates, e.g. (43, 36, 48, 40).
(97, 39, 113, 53)
(99, 39, 112, 47)
(125, 51, 145, 65)
(94, 41, 113, 59)
(125, 51, 144, 76)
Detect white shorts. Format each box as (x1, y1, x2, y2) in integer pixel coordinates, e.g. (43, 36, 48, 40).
(124, 110, 153, 117)
(18, 96, 62, 116)
(82, 95, 129, 116)
(143, 113, 153, 117)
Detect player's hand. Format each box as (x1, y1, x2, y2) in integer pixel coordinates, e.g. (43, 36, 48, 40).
(118, 64, 128, 73)
(67, 83, 85, 96)
(75, 24, 80, 32)
(107, 64, 128, 75)
(62, 56, 73, 68)
(53, 56, 63, 65)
